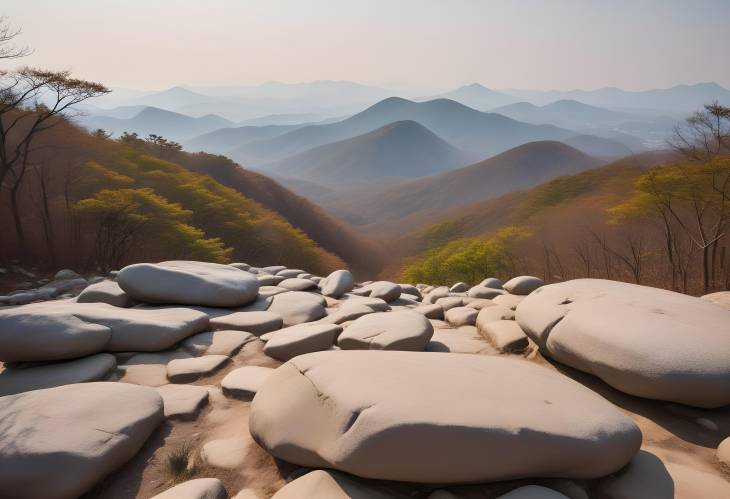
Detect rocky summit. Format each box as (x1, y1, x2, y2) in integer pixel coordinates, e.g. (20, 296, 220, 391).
(0, 262, 729, 498)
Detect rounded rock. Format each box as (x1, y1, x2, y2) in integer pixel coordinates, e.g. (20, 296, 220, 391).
(338, 310, 434, 351)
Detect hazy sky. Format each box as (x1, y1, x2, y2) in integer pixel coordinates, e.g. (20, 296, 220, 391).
(3, 0, 729, 91)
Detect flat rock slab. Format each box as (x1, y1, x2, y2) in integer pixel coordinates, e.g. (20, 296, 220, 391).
(77, 279, 134, 307)
(250, 351, 641, 483)
(264, 323, 342, 361)
(427, 326, 496, 355)
(503, 276, 544, 295)
(0, 382, 164, 499)
(468, 286, 505, 299)
(321, 303, 378, 324)
(118, 351, 193, 387)
(516, 279, 730, 408)
(444, 306, 478, 327)
(150, 478, 227, 499)
(0, 301, 209, 362)
(156, 383, 210, 420)
(210, 311, 283, 335)
(338, 310, 434, 351)
(0, 353, 116, 397)
(167, 355, 230, 383)
(201, 436, 252, 469)
(414, 304, 444, 320)
(182, 330, 255, 356)
(492, 294, 525, 310)
(481, 320, 529, 353)
(272, 470, 398, 499)
(269, 291, 326, 326)
(222, 366, 275, 399)
(118, 260, 259, 307)
(279, 278, 317, 291)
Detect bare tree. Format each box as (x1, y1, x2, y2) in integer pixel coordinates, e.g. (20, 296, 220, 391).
(671, 101, 730, 161)
(0, 16, 30, 60)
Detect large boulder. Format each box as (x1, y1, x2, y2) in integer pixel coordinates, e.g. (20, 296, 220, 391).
(249, 351, 641, 483)
(117, 260, 259, 307)
(320, 270, 355, 298)
(516, 279, 730, 408)
(272, 470, 398, 498)
(0, 301, 209, 362)
(77, 279, 134, 307)
(0, 353, 116, 396)
(269, 291, 326, 326)
(0, 382, 164, 499)
(338, 311, 434, 351)
(503, 276, 544, 295)
(150, 478, 227, 499)
(264, 323, 342, 361)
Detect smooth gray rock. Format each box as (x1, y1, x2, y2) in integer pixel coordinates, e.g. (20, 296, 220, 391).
(77, 279, 134, 307)
(468, 286, 505, 299)
(449, 282, 468, 293)
(210, 310, 283, 334)
(182, 330, 255, 356)
(516, 279, 730, 408)
(264, 323, 342, 361)
(272, 470, 398, 498)
(444, 306, 478, 327)
(481, 320, 529, 353)
(222, 366, 275, 399)
(279, 278, 317, 291)
(0, 382, 164, 499)
(269, 291, 326, 326)
(320, 270, 355, 298)
(479, 277, 504, 289)
(413, 303, 444, 320)
(503, 276, 544, 295)
(338, 310, 433, 351)
(0, 301, 208, 362)
(156, 383, 209, 420)
(250, 351, 641, 483)
(150, 478, 227, 499)
(0, 353, 116, 396)
(167, 355, 230, 383)
(118, 260, 259, 307)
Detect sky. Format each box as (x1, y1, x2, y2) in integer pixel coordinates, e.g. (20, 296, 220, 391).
(2, 0, 730, 92)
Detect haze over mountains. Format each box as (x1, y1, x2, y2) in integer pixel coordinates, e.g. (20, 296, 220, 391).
(72, 79, 730, 238)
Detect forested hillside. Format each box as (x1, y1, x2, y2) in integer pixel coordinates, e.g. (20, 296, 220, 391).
(0, 118, 345, 275)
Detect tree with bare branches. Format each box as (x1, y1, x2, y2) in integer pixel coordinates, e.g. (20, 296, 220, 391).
(0, 16, 30, 60)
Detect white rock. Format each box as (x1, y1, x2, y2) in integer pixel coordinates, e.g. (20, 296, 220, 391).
(444, 306, 478, 326)
(479, 277, 504, 289)
(150, 478, 227, 499)
(0, 301, 208, 362)
(167, 355, 230, 383)
(414, 303, 444, 320)
(517, 279, 730, 408)
(210, 310, 283, 335)
(222, 366, 275, 399)
(156, 384, 209, 420)
(201, 436, 251, 469)
(118, 260, 259, 307)
(492, 293, 524, 310)
(480, 320, 529, 353)
(269, 291, 326, 326)
(271, 470, 397, 498)
(467, 286, 505, 299)
(0, 382, 163, 499)
(264, 323, 342, 361)
(182, 330, 255, 356)
(77, 279, 134, 307)
(320, 270, 355, 298)
(250, 351, 641, 483)
(0, 353, 116, 396)
(338, 310, 434, 351)
(503, 276, 544, 295)
(701, 291, 730, 310)
(279, 277, 317, 291)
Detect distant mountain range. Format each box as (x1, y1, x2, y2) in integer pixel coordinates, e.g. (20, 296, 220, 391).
(422, 83, 517, 110)
(501, 82, 730, 112)
(78, 107, 234, 141)
(491, 100, 637, 129)
(268, 120, 472, 188)
(228, 97, 609, 166)
(320, 141, 605, 232)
